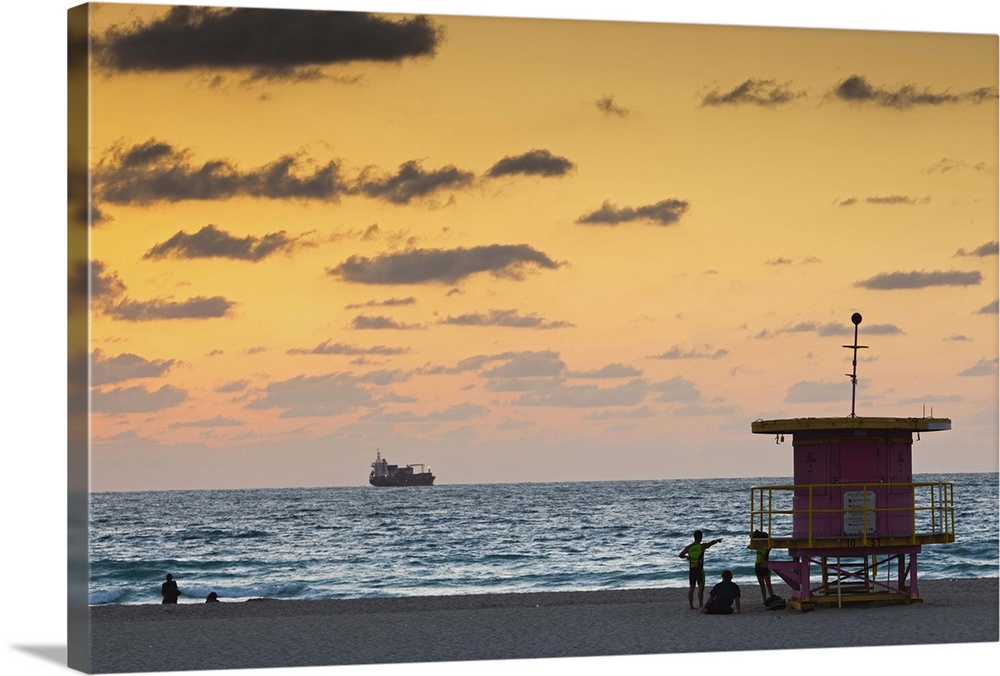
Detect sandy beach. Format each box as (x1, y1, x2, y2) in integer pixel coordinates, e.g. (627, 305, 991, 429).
(85, 578, 998, 673)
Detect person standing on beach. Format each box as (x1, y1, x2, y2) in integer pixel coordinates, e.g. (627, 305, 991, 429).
(701, 569, 741, 615)
(679, 530, 722, 609)
(752, 530, 775, 604)
(161, 573, 181, 604)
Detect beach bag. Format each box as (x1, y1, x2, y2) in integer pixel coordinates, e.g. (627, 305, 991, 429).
(766, 595, 786, 610)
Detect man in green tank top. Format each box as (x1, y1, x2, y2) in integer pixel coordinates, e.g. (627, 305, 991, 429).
(679, 530, 722, 609)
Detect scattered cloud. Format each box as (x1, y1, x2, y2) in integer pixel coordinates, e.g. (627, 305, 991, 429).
(144, 224, 301, 261)
(754, 320, 902, 339)
(837, 195, 930, 207)
(345, 297, 417, 310)
(288, 341, 409, 355)
(95, 7, 441, 75)
(954, 241, 998, 258)
(216, 380, 251, 393)
(110, 296, 235, 322)
(438, 309, 574, 329)
(352, 160, 475, 204)
(328, 244, 563, 285)
(577, 199, 689, 227)
(924, 158, 992, 174)
(350, 316, 423, 330)
(486, 149, 575, 178)
(510, 378, 647, 408)
(92, 260, 236, 321)
(854, 270, 982, 290)
(785, 380, 854, 403)
(91, 349, 178, 386)
(92, 384, 188, 414)
(650, 377, 701, 403)
(568, 363, 643, 379)
(375, 403, 490, 423)
(596, 95, 630, 117)
(169, 416, 246, 429)
(832, 74, 998, 108)
(482, 351, 566, 379)
(246, 372, 377, 417)
(957, 358, 999, 377)
(976, 299, 999, 315)
(95, 139, 344, 204)
(649, 345, 729, 360)
(701, 78, 806, 107)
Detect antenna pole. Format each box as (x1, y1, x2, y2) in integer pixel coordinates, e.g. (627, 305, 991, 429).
(843, 312, 868, 417)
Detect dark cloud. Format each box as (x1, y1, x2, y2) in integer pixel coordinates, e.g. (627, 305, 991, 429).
(91, 349, 178, 386)
(596, 95, 630, 117)
(955, 241, 999, 257)
(287, 340, 409, 355)
(91, 259, 236, 321)
(92, 384, 188, 414)
(109, 296, 236, 321)
(352, 160, 475, 204)
(701, 79, 806, 107)
(96, 7, 441, 74)
(145, 225, 300, 261)
(438, 309, 574, 329)
(487, 150, 576, 178)
(577, 199, 689, 226)
(833, 75, 998, 108)
(95, 139, 344, 204)
(854, 270, 983, 290)
(329, 244, 562, 285)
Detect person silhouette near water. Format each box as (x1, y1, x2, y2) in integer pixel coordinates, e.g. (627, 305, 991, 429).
(679, 530, 722, 609)
(161, 573, 180, 604)
(205, 592, 219, 603)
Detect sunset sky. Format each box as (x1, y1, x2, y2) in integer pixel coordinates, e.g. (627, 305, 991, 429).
(73, 1, 998, 492)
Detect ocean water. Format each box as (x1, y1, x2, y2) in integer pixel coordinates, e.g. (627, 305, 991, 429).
(88, 473, 999, 605)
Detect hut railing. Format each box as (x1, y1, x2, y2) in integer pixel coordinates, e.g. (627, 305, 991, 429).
(749, 481, 955, 548)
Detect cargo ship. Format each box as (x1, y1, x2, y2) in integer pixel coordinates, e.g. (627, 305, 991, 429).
(369, 450, 435, 486)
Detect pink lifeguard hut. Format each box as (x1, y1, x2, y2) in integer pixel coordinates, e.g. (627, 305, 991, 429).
(749, 313, 956, 610)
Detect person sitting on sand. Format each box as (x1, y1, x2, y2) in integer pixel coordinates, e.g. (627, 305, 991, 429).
(701, 569, 741, 615)
(679, 530, 722, 609)
(752, 530, 775, 604)
(206, 592, 220, 603)
(161, 573, 180, 604)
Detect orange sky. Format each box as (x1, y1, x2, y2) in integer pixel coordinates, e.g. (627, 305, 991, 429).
(70, 1, 998, 491)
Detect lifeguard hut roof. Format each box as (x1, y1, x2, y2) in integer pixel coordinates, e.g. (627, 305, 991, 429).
(751, 416, 951, 434)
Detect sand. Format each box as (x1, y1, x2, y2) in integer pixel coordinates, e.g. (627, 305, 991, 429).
(87, 578, 999, 673)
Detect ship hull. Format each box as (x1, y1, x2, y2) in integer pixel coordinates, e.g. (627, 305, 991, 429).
(369, 473, 435, 487)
